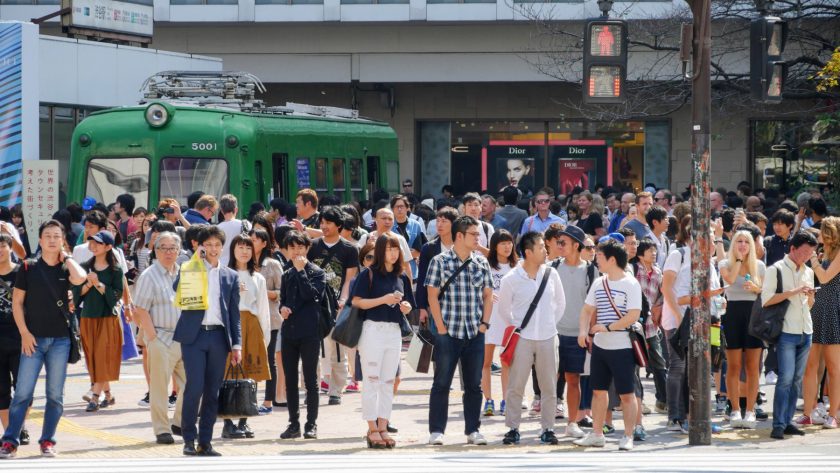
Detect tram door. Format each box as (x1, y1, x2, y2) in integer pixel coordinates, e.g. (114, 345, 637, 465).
(272, 153, 289, 200)
(366, 156, 380, 199)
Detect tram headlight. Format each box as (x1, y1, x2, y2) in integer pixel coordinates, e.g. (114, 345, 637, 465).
(145, 103, 171, 128)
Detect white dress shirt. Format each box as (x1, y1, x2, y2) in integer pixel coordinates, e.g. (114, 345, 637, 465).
(202, 264, 224, 326)
(497, 264, 566, 341)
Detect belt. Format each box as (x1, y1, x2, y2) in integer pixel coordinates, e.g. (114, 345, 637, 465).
(201, 324, 224, 331)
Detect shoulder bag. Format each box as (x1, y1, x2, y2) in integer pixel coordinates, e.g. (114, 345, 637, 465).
(748, 262, 789, 345)
(500, 269, 551, 367)
(602, 278, 649, 368)
(218, 362, 258, 418)
(28, 259, 81, 364)
(332, 270, 372, 348)
(437, 257, 472, 300)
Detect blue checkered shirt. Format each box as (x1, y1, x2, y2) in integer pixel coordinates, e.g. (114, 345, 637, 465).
(425, 249, 493, 339)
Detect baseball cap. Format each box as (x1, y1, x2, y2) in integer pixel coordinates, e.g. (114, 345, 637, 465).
(82, 197, 97, 211)
(558, 225, 586, 247)
(598, 232, 625, 244)
(88, 230, 115, 246)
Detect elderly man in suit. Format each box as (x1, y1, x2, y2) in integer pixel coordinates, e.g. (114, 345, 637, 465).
(174, 225, 242, 457)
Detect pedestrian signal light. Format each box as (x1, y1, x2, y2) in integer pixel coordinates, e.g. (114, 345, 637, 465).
(750, 17, 787, 103)
(583, 20, 627, 104)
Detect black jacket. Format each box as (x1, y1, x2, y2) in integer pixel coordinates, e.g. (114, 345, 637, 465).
(279, 262, 326, 340)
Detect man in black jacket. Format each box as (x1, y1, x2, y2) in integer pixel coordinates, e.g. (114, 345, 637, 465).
(278, 230, 327, 440)
(416, 207, 459, 324)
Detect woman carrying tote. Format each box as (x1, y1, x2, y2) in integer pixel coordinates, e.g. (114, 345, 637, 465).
(72, 231, 124, 412)
(719, 230, 765, 429)
(350, 234, 414, 449)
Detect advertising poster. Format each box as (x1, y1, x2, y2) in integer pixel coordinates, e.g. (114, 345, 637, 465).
(557, 158, 597, 195)
(550, 142, 610, 194)
(296, 158, 311, 188)
(487, 143, 543, 195)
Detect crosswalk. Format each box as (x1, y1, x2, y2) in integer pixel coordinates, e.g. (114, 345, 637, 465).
(3, 452, 840, 472)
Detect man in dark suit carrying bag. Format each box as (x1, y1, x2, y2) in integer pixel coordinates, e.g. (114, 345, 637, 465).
(174, 226, 242, 457)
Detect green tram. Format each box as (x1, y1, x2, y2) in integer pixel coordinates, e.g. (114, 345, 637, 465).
(67, 72, 400, 214)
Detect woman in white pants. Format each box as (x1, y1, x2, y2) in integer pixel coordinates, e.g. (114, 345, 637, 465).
(351, 233, 414, 449)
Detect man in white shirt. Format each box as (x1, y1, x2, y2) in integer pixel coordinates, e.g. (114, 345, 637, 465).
(644, 205, 671, 269)
(217, 194, 249, 267)
(497, 231, 565, 446)
(462, 193, 493, 256)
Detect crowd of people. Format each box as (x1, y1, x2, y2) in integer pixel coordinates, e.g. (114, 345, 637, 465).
(0, 178, 837, 457)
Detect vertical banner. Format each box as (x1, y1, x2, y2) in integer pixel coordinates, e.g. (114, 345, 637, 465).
(22, 160, 59, 252)
(0, 22, 39, 208)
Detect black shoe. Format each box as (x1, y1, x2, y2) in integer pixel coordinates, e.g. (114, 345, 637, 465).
(540, 430, 559, 445)
(280, 424, 301, 439)
(183, 441, 197, 456)
(755, 407, 769, 421)
(197, 443, 221, 457)
(156, 433, 175, 445)
(304, 423, 318, 439)
(222, 420, 246, 439)
(386, 423, 398, 434)
(273, 401, 288, 408)
(238, 420, 255, 439)
(328, 396, 341, 405)
(770, 427, 785, 439)
(784, 425, 806, 436)
(502, 429, 520, 445)
(578, 416, 593, 428)
(18, 428, 29, 446)
(171, 425, 182, 437)
(100, 393, 115, 408)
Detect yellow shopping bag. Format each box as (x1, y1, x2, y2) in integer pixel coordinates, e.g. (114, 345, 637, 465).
(175, 251, 209, 310)
(710, 324, 721, 347)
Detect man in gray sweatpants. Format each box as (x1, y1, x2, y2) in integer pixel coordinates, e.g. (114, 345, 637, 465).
(496, 232, 566, 445)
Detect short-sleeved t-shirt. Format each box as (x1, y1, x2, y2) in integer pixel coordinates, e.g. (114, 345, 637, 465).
(578, 213, 604, 236)
(308, 237, 359, 298)
(585, 274, 642, 350)
(16, 258, 71, 338)
(0, 266, 20, 344)
(661, 248, 691, 331)
(555, 261, 592, 337)
(351, 268, 415, 324)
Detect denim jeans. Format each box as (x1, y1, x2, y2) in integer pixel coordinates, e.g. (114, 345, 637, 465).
(428, 331, 484, 435)
(664, 328, 687, 422)
(773, 332, 812, 430)
(2, 337, 70, 446)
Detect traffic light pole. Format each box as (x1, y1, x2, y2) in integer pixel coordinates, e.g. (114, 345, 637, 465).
(687, 0, 712, 446)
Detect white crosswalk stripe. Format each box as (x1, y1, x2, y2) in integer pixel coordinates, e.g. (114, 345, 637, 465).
(3, 452, 840, 472)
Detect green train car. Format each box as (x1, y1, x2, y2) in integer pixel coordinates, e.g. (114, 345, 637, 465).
(67, 72, 400, 214)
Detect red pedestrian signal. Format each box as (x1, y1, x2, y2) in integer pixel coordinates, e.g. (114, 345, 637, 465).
(583, 20, 627, 104)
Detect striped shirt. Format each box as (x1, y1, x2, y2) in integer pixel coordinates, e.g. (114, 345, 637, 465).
(425, 248, 493, 339)
(585, 274, 642, 350)
(134, 261, 180, 346)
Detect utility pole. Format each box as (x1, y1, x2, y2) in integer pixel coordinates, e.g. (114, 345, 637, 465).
(687, 0, 712, 446)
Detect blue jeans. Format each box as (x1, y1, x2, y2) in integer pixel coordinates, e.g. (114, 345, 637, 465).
(2, 337, 70, 446)
(428, 331, 484, 435)
(773, 332, 812, 430)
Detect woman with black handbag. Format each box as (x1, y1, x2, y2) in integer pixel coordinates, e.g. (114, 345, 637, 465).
(350, 234, 414, 449)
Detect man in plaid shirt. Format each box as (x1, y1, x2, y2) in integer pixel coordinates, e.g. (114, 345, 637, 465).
(425, 216, 494, 446)
(633, 238, 667, 413)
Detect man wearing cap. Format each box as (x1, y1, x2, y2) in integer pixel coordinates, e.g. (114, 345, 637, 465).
(554, 225, 597, 439)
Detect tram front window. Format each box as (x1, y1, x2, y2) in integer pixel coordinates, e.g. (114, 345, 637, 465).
(160, 157, 229, 206)
(86, 157, 150, 210)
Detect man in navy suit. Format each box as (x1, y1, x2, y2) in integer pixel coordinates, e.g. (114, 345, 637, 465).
(174, 225, 242, 457)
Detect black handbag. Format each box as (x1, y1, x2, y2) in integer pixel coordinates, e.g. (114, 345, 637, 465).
(218, 363, 258, 419)
(28, 259, 80, 364)
(748, 263, 789, 345)
(333, 304, 365, 348)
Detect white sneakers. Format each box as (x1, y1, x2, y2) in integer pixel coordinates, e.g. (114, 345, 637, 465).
(811, 408, 827, 425)
(742, 411, 757, 429)
(618, 435, 634, 451)
(555, 402, 567, 419)
(428, 432, 444, 445)
(565, 422, 586, 439)
(467, 431, 487, 445)
(729, 411, 743, 428)
(765, 371, 778, 384)
(573, 432, 605, 447)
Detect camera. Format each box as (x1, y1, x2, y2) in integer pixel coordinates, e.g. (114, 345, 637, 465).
(157, 206, 175, 219)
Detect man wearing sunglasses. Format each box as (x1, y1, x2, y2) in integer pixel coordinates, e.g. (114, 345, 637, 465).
(520, 191, 566, 235)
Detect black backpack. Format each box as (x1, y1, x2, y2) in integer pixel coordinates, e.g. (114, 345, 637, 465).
(318, 285, 338, 339)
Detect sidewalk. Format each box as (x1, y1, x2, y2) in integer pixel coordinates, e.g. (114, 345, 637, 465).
(7, 350, 840, 458)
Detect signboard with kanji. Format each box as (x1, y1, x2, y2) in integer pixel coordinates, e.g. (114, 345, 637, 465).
(22, 160, 60, 251)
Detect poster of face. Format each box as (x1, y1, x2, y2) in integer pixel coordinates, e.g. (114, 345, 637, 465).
(487, 144, 543, 195)
(557, 158, 597, 196)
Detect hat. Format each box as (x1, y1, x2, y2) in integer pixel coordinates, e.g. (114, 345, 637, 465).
(82, 197, 97, 211)
(421, 198, 434, 209)
(558, 225, 586, 247)
(644, 185, 657, 194)
(402, 179, 413, 186)
(88, 230, 115, 246)
(598, 232, 625, 244)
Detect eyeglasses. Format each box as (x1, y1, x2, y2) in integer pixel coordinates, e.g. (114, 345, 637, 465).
(536, 199, 550, 204)
(583, 245, 596, 250)
(364, 254, 375, 261)
(157, 246, 179, 253)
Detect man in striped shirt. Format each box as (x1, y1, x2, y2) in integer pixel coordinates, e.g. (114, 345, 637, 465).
(133, 231, 185, 446)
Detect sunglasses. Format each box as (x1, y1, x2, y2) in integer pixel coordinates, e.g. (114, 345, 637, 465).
(536, 199, 550, 204)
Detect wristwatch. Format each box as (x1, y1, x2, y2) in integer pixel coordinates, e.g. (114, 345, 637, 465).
(480, 321, 490, 329)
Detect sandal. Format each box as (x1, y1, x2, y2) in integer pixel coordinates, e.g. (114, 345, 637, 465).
(365, 430, 386, 449)
(379, 430, 396, 449)
(86, 394, 100, 412)
(100, 391, 115, 408)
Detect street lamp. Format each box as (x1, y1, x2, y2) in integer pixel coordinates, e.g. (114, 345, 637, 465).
(597, 0, 613, 18)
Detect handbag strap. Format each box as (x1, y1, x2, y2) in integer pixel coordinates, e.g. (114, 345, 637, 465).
(602, 278, 628, 326)
(225, 361, 246, 380)
(438, 257, 472, 300)
(518, 268, 551, 332)
(27, 259, 72, 326)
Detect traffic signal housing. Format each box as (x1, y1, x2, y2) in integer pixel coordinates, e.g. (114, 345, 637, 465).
(750, 16, 787, 103)
(582, 19, 628, 104)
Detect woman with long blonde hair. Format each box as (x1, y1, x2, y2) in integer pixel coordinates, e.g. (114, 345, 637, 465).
(800, 217, 840, 428)
(718, 230, 765, 429)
